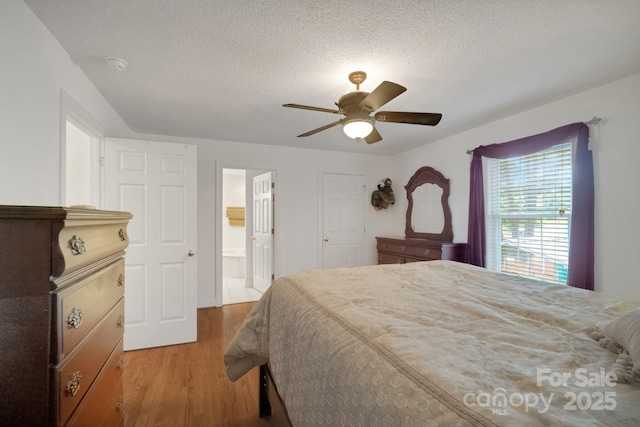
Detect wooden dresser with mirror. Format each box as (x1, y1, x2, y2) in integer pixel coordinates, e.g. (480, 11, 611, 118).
(0, 205, 131, 426)
(376, 166, 467, 264)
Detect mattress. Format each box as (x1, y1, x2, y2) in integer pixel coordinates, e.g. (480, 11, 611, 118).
(224, 261, 640, 426)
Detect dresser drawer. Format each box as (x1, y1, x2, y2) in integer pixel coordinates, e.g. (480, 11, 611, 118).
(377, 240, 442, 261)
(56, 300, 124, 426)
(377, 240, 409, 255)
(378, 253, 404, 264)
(55, 221, 130, 278)
(56, 259, 125, 360)
(67, 339, 124, 427)
(376, 237, 469, 265)
(405, 245, 441, 260)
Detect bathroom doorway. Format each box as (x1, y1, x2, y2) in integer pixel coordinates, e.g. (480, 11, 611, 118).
(221, 168, 270, 305)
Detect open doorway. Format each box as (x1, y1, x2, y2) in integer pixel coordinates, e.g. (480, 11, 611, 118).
(65, 120, 100, 207)
(221, 168, 271, 305)
(60, 91, 105, 207)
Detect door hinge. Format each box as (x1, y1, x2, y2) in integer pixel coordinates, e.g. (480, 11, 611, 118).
(272, 182, 275, 189)
(271, 274, 275, 280)
(99, 156, 105, 166)
(272, 227, 274, 234)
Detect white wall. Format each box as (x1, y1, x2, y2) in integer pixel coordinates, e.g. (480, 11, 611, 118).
(393, 73, 640, 299)
(0, 1, 133, 206)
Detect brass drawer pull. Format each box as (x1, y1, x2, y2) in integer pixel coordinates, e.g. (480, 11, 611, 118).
(117, 355, 124, 370)
(117, 315, 125, 328)
(67, 307, 83, 329)
(118, 273, 125, 287)
(119, 228, 128, 241)
(68, 235, 86, 255)
(116, 397, 124, 412)
(64, 371, 81, 397)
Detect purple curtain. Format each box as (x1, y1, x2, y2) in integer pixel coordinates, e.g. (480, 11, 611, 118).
(467, 122, 594, 290)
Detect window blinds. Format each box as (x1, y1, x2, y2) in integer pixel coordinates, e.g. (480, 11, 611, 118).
(486, 143, 572, 284)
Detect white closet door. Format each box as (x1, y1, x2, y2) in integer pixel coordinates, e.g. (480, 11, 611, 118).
(322, 173, 366, 268)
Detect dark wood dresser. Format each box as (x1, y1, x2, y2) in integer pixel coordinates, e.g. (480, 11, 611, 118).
(0, 206, 131, 427)
(376, 236, 467, 264)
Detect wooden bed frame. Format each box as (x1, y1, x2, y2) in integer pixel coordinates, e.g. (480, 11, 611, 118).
(259, 364, 292, 426)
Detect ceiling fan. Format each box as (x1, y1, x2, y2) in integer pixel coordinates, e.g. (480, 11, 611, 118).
(283, 71, 442, 144)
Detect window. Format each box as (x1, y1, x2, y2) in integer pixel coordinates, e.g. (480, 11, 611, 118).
(485, 143, 572, 284)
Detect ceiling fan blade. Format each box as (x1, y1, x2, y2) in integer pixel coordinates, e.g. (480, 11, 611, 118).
(283, 103, 341, 114)
(364, 126, 382, 144)
(374, 111, 442, 126)
(297, 120, 342, 137)
(359, 81, 407, 111)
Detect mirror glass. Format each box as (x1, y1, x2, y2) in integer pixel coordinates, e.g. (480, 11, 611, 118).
(410, 183, 444, 233)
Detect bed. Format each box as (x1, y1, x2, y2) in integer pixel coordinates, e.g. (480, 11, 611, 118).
(224, 261, 640, 426)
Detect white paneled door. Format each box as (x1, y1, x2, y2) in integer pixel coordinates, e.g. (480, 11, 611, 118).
(105, 139, 197, 351)
(322, 173, 366, 268)
(252, 172, 273, 293)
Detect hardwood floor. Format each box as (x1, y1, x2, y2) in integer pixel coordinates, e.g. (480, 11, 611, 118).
(123, 302, 279, 427)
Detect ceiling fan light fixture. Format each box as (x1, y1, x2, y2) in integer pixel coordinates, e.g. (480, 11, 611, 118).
(343, 118, 374, 139)
(283, 71, 441, 144)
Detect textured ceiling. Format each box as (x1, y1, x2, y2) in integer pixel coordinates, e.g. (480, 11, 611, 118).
(24, 0, 640, 155)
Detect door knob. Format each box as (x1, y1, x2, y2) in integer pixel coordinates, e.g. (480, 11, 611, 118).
(188, 250, 195, 257)
(323, 237, 329, 242)
(251, 235, 256, 240)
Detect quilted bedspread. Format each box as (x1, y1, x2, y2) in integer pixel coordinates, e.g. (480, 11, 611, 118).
(224, 261, 640, 426)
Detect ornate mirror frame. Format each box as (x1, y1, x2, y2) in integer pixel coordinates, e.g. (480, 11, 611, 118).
(404, 166, 453, 242)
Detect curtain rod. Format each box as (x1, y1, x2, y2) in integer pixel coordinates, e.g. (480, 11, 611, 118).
(465, 117, 602, 154)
